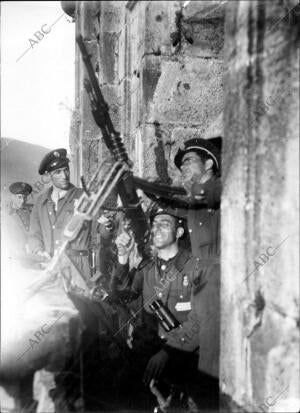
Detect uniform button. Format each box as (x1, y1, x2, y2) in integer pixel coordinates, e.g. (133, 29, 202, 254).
(158, 292, 162, 298)
(80, 252, 83, 256)
(181, 337, 185, 342)
(180, 295, 183, 299)
(199, 222, 202, 226)
(160, 335, 165, 340)
(189, 229, 192, 233)
(52, 225, 55, 229)
(55, 240, 59, 245)
(49, 212, 52, 215)
(161, 264, 166, 271)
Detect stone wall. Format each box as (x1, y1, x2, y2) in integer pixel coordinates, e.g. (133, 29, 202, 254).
(70, 0, 225, 185)
(64, 0, 299, 411)
(221, 1, 299, 411)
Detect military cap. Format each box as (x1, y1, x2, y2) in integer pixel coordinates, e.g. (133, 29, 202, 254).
(149, 205, 184, 225)
(174, 136, 222, 170)
(9, 182, 32, 196)
(38, 148, 70, 175)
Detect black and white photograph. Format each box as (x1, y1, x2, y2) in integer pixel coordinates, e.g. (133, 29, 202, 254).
(0, 1, 299, 412)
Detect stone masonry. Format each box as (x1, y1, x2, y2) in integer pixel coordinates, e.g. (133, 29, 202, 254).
(61, 1, 299, 411)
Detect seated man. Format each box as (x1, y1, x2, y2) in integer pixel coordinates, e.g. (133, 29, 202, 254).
(110, 208, 201, 410)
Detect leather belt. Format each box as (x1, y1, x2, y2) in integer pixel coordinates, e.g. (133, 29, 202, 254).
(67, 249, 89, 257)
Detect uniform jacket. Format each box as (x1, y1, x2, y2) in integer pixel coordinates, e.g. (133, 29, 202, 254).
(28, 184, 92, 279)
(9, 203, 33, 232)
(156, 177, 221, 377)
(165, 258, 220, 378)
(172, 177, 221, 259)
(111, 248, 200, 347)
(3, 203, 33, 261)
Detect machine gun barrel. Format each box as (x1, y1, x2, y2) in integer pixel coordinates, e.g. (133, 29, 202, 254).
(76, 34, 149, 257)
(77, 35, 130, 165)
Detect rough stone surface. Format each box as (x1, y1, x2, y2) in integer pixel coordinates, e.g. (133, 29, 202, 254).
(68, 1, 300, 410)
(221, 1, 299, 411)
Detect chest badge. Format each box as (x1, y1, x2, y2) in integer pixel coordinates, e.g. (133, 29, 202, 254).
(183, 275, 189, 287)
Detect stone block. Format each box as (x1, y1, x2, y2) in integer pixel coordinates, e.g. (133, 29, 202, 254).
(183, 17, 225, 57)
(144, 1, 180, 53)
(141, 54, 162, 118)
(101, 85, 122, 131)
(127, 2, 146, 73)
(99, 31, 119, 84)
(81, 1, 101, 41)
(149, 58, 224, 127)
(101, 1, 125, 32)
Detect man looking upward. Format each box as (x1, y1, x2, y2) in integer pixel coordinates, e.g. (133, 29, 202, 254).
(111, 208, 200, 409)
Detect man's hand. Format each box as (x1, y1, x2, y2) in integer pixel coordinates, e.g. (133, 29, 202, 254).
(98, 214, 115, 236)
(36, 250, 51, 261)
(143, 349, 169, 385)
(182, 170, 194, 197)
(115, 231, 135, 264)
(36, 250, 51, 268)
(182, 172, 206, 202)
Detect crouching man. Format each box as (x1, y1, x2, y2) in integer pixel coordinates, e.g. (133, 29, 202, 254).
(110, 208, 201, 411)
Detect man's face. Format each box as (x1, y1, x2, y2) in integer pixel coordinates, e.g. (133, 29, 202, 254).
(50, 166, 70, 190)
(12, 194, 27, 209)
(151, 214, 178, 249)
(181, 151, 205, 182)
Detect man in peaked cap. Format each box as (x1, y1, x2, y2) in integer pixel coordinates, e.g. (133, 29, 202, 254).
(28, 148, 98, 409)
(4, 182, 34, 259)
(28, 148, 93, 276)
(9, 181, 33, 223)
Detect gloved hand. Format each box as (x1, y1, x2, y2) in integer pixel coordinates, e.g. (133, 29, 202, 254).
(143, 349, 169, 385)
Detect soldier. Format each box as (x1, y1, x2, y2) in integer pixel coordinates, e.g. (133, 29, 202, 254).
(2, 182, 36, 412)
(111, 208, 201, 409)
(28, 148, 93, 277)
(27, 148, 98, 410)
(163, 136, 222, 408)
(4, 182, 33, 261)
(9, 181, 33, 230)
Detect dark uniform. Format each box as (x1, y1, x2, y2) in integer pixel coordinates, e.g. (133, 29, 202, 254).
(113, 247, 198, 341)
(2, 182, 36, 411)
(111, 235, 202, 410)
(156, 138, 222, 380)
(8, 202, 32, 237)
(28, 149, 92, 280)
(4, 182, 33, 262)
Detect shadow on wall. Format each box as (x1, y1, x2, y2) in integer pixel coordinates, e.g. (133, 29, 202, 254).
(153, 121, 172, 185)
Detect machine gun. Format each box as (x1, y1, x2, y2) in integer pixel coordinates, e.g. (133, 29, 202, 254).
(76, 34, 149, 257)
(27, 35, 191, 298)
(26, 36, 152, 339)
